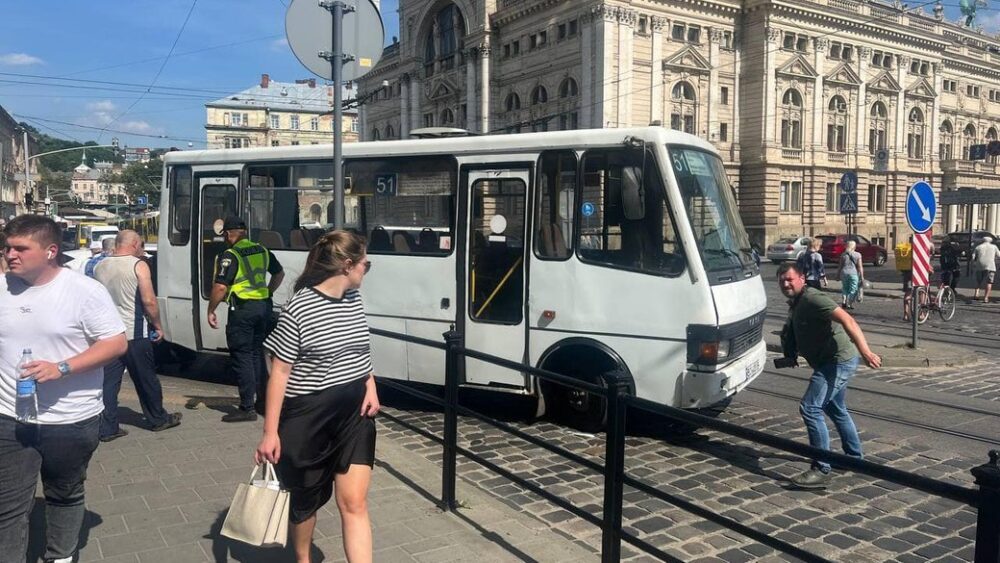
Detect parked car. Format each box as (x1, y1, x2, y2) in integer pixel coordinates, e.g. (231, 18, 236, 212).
(817, 234, 888, 266)
(765, 236, 809, 263)
(946, 231, 997, 260)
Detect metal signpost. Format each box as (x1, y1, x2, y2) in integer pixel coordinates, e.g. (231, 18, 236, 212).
(839, 171, 858, 232)
(905, 181, 937, 348)
(286, 0, 383, 229)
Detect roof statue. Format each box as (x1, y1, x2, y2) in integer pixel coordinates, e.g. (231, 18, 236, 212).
(960, 0, 989, 27)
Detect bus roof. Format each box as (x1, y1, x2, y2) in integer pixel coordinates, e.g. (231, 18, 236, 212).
(163, 127, 717, 166)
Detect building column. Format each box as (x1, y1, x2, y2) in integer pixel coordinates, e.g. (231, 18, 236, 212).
(465, 51, 477, 133)
(616, 9, 635, 127)
(650, 17, 665, 126)
(410, 77, 421, 131)
(972, 204, 981, 229)
(763, 27, 779, 145)
(732, 33, 741, 158)
(812, 38, 828, 149)
(479, 42, 491, 134)
(856, 47, 871, 154)
(359, 105, 368, 141)
(593, 6, 616, 128)
(708, 28, 722, 141)
(931, 62, 942, 162)
(400, 74, 411, 137)
(895, 56, 909, 157)
(581, 12, 594, 129)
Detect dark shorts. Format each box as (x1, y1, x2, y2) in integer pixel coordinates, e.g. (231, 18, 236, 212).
(901, 271, 913, 292)
(941, 269, 960, 288)
(976, 270, 996, 287)
(276, 377, 376, 523)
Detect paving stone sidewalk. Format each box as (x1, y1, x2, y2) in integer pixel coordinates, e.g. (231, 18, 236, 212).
(25, 375, 592, 563)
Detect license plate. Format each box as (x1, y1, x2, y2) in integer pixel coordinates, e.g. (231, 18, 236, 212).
(745, 359, 762, 379)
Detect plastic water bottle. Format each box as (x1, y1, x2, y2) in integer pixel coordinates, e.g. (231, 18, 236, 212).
(15, 348, 38, 423)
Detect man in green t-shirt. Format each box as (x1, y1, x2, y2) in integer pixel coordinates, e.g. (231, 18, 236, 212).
(777, 263, 882, 489)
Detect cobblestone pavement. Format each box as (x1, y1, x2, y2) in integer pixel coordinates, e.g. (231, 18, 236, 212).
(377, 388, 981, 562)
(25, 376, 590, 563)
(863, 363, 1000, 402)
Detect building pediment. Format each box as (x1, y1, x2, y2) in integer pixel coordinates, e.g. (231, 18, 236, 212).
(775, 55, 817, 80)
(427, 78, 460, 101)
(824, 62, 861, 87)
(906, 77, 937, 100)
(662, 46, 711, 74)
(867, 71, 901, 93)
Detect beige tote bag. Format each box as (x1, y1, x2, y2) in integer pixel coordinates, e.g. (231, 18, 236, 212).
(220, 462, 289, 547)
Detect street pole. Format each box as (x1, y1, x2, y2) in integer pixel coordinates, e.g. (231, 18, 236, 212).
(320, 0, 354, 230)
(22, 130, 31, 213)
(911, 286, 919, 348)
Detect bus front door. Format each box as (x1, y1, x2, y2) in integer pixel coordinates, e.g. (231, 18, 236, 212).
(464, 168, 530, 389)
(195, 177, 238, 351)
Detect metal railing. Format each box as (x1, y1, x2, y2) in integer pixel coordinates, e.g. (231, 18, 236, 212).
(371, 327, 1000, 563)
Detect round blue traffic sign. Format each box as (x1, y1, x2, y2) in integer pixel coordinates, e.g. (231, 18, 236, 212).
(581, 202, 595, 217)
(906, 181, 936, 234)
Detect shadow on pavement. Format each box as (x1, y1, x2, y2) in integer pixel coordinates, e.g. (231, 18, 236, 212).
(27, 503, 102, 563)
(205, 510, 322, 563)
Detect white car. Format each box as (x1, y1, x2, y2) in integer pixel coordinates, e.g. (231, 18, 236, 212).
(765, 236, 809, 263)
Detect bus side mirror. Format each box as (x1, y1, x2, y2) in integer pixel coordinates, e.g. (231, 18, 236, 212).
(621, 165, 645, 221)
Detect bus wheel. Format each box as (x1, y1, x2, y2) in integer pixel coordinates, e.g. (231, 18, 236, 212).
(542, 373, 607, 433)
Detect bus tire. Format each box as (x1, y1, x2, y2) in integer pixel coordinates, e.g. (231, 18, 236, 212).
(537, 342, 631, 433)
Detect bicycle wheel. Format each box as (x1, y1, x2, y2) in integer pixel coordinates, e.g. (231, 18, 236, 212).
(937, 286, 956, 321)
(916, 286, 931, 324)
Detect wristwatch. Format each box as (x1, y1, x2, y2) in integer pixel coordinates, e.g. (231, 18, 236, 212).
(57, 362, 71, 377)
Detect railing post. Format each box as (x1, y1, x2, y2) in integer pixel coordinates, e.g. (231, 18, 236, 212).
(601, 369, 630, 563)
(972, 450, 1000, 563)
(441, 330, 463, 512)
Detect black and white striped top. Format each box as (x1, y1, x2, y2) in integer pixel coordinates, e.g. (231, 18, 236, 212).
(263, 287, 373, 397)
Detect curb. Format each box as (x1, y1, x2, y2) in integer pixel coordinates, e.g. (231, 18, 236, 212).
(764, 342, 979, 368)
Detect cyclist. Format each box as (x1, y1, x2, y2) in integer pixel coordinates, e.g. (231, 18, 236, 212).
(939, 236, 962, 296)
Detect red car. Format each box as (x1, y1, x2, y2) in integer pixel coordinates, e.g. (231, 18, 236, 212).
(817, 234, 888, 266)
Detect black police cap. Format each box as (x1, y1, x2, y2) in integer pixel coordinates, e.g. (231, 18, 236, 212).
(222, 216, 247, 231)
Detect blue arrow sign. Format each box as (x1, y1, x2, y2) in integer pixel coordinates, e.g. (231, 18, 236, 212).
(906, 181, 936, 234)
(840, 171, 857, 194)
(137, 196, 147, 206)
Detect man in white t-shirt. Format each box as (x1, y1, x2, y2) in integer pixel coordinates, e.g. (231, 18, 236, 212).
(972, 236, 1000, 303)
(0, 215, 126, 563)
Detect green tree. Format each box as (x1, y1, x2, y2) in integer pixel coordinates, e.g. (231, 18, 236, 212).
(36, 170, 72, 205)
(99, 157, 164, 207)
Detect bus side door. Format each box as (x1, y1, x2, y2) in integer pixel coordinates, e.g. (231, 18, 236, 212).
(464, 168, 531, 389)
(195, 175, 239, 351)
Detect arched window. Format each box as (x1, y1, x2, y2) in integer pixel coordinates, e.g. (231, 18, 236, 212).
(440, 108, 455, 125)
(827, 95, 849, 153)
(987, 127, 998, 163)
(963, 123, 978, 160)
(868, 101, 888, 155)
(371, 128, 381, 141)
(531, 86, 548, 105)
(780, 88, 803, 149)
(670, 81, 697, 134)
(559, 78, 578, 98)
(907, 107, 925, 159)
(939, 120, 954, 160)
(505, 93, 521, 112)
(386, 124, 395, 139)
(423, 4, 465, 76)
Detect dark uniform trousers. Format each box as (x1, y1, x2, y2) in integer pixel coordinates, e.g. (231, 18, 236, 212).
(227, 298, 270, 411)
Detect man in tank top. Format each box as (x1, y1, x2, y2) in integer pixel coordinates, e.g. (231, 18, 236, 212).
(93, 230, 181, 442)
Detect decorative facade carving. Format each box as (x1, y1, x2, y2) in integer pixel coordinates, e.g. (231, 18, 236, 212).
(650, 16, 667, 32)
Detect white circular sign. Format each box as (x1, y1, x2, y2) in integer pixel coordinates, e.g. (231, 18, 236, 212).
(489, 215, 508, 235)
(286, 0, 385, 82)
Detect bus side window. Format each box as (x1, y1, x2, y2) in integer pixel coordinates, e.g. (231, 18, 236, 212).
(168, 166, 192, 246)
(535, 150, 576, 260)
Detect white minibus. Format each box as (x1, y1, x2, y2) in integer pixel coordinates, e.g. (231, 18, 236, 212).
(156, 127, 766, 428)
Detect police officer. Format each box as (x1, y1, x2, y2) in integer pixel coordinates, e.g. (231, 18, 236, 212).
(207, 216, 284, 422)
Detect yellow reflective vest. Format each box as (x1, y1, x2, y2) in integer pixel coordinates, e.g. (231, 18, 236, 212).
(226, 239, 270, 301)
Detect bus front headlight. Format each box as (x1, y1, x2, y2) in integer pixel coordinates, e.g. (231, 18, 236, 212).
(697, 340, 730, 365)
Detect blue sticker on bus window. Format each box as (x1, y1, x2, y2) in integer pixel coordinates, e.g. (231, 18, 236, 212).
(581, 202, 595, 217)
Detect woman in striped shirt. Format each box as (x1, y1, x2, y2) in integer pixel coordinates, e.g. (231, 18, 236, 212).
(256, 230, 379, 563)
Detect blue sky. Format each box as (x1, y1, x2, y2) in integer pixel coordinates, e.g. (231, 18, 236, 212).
(0, 0, 985, 151)
(0, 0, 399, 150)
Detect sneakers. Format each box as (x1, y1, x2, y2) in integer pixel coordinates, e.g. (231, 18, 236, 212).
(222, 409, 258, 423)
(150, 412, 182, 432)
(99, 428, 129, 443)
(790, 469, 832, 489)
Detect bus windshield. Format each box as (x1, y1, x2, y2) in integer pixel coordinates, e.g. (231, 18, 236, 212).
(668, 147, 754, 279)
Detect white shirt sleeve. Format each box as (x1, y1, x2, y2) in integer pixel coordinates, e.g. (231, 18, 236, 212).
(81, 284, 126, 341)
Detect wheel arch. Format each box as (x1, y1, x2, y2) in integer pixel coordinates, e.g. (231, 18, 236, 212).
(534, 337, 636, 396)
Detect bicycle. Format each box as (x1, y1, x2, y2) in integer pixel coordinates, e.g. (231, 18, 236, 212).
(914, 278, 957, 323)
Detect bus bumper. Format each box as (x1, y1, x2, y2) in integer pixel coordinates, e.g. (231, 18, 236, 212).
(681, 340, 767, 408)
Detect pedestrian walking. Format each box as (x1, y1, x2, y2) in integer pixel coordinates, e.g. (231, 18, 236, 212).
(795, 238, 827, 290)
(93, 230, 181, 442)
(972, 236, 999, 303)
(84, 237, 115, 278)
(255, 230, 379, 563)
(895, 236, 914, 320)
(836, 240, 864, 309)
(777, 262, 881, 489)
(939, 236, 962, 295)
(207, 216, 284, 422)
(0, 215, 127, 563)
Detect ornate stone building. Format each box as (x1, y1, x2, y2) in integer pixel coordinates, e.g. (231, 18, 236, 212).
(358, 0, 1000, 247)
(70, 155, 127, 206)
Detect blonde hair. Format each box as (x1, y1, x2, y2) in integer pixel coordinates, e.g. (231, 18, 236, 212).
(294, 230, 367, 292)
(846, 240, 857, 251)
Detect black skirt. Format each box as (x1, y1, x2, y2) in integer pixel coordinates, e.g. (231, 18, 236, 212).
(276, 377, 376, 523)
